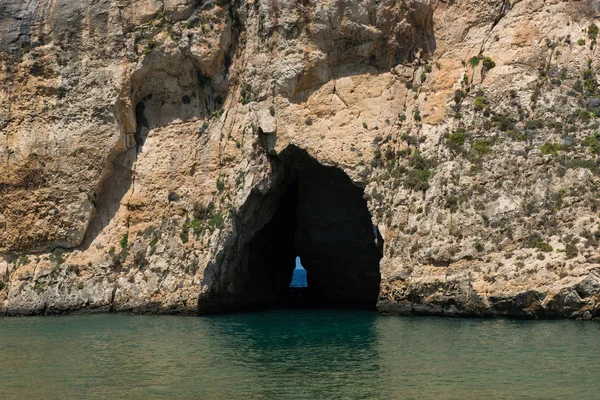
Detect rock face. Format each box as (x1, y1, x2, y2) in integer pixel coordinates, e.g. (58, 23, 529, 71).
(0, 0, 599, 318)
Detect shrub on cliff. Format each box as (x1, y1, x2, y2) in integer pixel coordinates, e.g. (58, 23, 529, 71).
(447, 129, 468, 153)
(472, 140, 491, 157)
(454, 89, 466, 103)
(216, 175, 225, 192)
(180, 219, 190, 243)
(525, 119, 544, 130)
(565, 241, 578, 259)
(404, 152, 433, 191)
(50, 248, 65, 267)
(120, 233, 129, 250)
(588, 23, 599, 40)
(474, 96, 485, 111)
(524, 234, 554, 252)
(491, 113, 516, 131)
(540, 142, 562, 155)
(482, 56, 496, 70)
(414, 109, 422, 121)
(584, 132, 600, 155)
(405, 169, 432, 192)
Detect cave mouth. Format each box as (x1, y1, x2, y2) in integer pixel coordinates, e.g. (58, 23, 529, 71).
(245, 146, 383, 311)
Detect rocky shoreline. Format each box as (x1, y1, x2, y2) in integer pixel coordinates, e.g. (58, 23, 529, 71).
(2, 0, 600, 318)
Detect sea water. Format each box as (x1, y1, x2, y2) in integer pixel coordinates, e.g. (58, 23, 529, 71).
(0, 311, 599, 399)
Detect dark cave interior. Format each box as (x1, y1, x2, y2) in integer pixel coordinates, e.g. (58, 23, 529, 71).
(243, 146, 383, 310)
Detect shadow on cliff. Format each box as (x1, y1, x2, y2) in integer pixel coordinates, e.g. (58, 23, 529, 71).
(78, 148, 136, 251)
(78, 40, 236, 251)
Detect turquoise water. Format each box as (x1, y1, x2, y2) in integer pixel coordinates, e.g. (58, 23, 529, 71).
(1, 311, 599, 399)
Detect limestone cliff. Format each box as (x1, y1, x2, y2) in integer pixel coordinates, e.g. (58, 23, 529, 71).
(1, 0, 599, 319)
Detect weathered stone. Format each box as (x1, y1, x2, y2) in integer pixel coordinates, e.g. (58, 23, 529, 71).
(0, 0, 599, 317)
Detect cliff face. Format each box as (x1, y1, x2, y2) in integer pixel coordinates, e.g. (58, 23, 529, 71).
(1, 0, 599, 318)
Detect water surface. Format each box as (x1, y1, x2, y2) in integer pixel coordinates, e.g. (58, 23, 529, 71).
(1, 311, 599, 399)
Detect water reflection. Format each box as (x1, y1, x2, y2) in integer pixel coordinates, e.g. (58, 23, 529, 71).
(0, 313, 599, 399)
(201, 310, 384, 399)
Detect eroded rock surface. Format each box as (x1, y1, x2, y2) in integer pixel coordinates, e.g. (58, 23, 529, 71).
(1, 0, 599, 318)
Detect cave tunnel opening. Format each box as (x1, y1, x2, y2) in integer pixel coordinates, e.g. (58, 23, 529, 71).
(290, 257, 307, 288)
(245, 146, 383, 311)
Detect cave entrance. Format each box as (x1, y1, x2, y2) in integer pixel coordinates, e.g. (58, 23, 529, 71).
(244, 146, 383, 310)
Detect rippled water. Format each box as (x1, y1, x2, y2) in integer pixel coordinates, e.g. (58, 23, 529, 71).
(1, 311, 599, 399)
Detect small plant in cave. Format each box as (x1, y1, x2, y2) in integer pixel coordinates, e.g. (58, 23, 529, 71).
(211, 109, 223, 118)
(577, 39, 586, 46)
(269, 105, 275, 116)
(240, 96, 251, 105)
(420, 71, 427, 82)
(469, 56, 480, 67)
